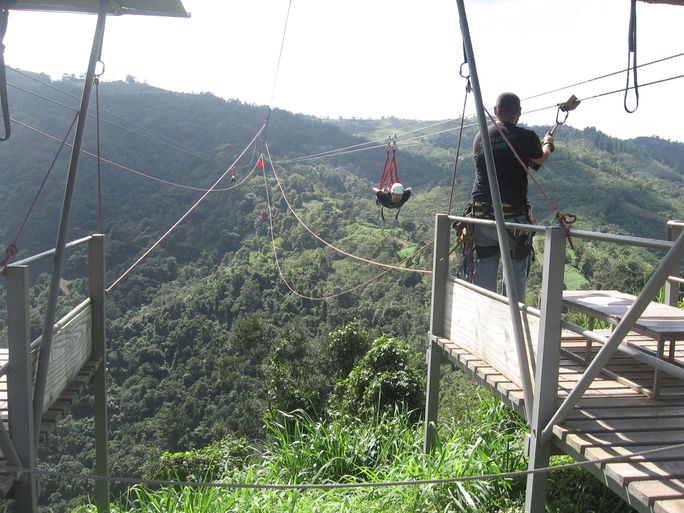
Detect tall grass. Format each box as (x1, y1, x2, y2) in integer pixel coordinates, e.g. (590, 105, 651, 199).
(77, 394, 528, 513)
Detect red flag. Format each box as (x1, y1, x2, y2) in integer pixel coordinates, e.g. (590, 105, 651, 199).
(257, 156, 264, 168)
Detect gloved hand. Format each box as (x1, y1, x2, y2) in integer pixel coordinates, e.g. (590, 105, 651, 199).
(542, 134, 555, 153)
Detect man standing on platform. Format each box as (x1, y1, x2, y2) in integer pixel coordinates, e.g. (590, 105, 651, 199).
(470, 92, 554, 300)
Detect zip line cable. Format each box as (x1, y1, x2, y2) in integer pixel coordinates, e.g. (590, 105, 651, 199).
(521, 50, 684, 103)
(7, 66, 226, 165)
(7, 81, 225, 166)
(9, 49, 683, 174)
(9, 118, 254, 192)
(105, 124, 267, 292)
(2, 440, 683, 492)
(523, 73, 684, 118)
(265, 143, 431, 274)
(7, 64, 684, 178)
(277, 121, 481, 165)
(279, 118, 463, 163)
(268, 0, 293, 113)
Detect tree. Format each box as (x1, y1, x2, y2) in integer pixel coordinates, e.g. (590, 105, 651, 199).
(331, 335, 425, 422)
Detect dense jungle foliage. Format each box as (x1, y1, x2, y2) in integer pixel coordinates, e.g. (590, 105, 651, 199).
(0, 70, 683, 511)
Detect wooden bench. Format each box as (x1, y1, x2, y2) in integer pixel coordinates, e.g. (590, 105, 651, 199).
(562, 290, 684, 399)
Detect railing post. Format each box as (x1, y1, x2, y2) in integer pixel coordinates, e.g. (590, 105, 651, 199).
(524, 227, 565, 513)
(89, 234, 109, 512)
(542, 228, 684, 441)
(424, 214, 451, 452)
(7, 264, 38, 512)
(665, 221, 683, 307)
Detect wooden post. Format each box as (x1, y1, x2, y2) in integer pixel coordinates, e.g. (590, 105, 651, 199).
(89, 235, 109, 512)
(665, 221, 683, 307)
(424, 214, 451, 452)
(7, 264, 38, 512)
(525, 227, 565, 513)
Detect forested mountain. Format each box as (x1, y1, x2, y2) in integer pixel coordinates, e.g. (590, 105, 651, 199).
(0, 71, 683, 510)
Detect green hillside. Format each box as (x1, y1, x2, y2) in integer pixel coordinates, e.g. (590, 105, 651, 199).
(0, 71, 682, 511)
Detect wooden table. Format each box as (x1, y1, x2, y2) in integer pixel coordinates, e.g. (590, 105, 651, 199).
(562, 290, 684, 399)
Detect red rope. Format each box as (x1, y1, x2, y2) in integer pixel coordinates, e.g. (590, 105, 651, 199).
(1, 112, 79, 273)
(265, 143, 430, 274)
(378, 143, 400, 189)
(0, 243, 17, 275)
(485, 109, 575, 248)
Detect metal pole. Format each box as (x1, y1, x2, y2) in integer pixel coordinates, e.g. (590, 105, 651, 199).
(424, 214, 451, 452)
(524, 227, 565, 513)
(33, 1, 107, 442)
(541, 229, 684, 442)
(455, 0, 533, 420)
(7, 264, 38, 512)
(89, 234, 109, 512)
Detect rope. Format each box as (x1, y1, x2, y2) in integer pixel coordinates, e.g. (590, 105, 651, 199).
(265, 143, 431, 275)
(7, 68, 225, 165)
(624, 0, 639, 113)
(261, 159, 430, 301)
(105, 123, 267, 292)
(1, 440, 683, 491)
(268, 0, 293, 112)
(0, 112, 79, 274)
(447, 68, 471, 214)
(484, 108, 575, 248)
(522, 51, 683, 103)
(10, 117, 250, 192)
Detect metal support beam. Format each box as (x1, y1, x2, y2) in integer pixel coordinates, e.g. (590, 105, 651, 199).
(89, 235, 109, 512)
(424, 338, 442, 453)
(33, 0, 107, 443)
(7, 264, 38, 512)
(542, 229, 684, 441)
(424, 214, 451, 452)
(525, 227, 565, 513)
(455, 0, 533, 421)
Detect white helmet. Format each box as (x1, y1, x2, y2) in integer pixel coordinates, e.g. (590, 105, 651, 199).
(390, 183, 404, 195)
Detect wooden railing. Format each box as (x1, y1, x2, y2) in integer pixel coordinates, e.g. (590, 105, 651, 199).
(1, 234, 107, 511)
(425, 215, 684, 513)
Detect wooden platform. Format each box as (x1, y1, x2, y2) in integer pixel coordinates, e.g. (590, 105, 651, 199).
(434, 333, 684, 513)
(0, 354, 102, 498)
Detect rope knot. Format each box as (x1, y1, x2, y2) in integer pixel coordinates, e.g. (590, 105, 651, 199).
(1, 243, 18, 275)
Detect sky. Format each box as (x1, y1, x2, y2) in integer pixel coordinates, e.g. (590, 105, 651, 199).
(3, 0, 684, 143)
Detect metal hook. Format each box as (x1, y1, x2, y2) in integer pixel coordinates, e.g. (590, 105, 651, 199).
(459, 61, 470, 80)
(95, 60, 105, 78)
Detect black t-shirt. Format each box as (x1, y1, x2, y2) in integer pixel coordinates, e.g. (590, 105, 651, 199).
(376, 189, 411, 209)
(471, 122, 543, 209)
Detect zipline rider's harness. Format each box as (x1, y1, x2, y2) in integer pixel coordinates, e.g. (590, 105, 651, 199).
(376, 137, 405, 221)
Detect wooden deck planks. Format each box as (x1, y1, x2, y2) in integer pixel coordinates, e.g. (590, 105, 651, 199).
(0, 355, 102, 497)
(434, 332, 684, 513)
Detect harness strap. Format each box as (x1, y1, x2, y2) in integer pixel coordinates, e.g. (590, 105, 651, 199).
(624, 0, 639, 113)
(378, 140, 400, 189)
(471, 201, 526, 219)
(0, 8, 11, 141)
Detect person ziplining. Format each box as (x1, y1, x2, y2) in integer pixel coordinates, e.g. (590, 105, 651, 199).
(372, 137, 412, 220)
